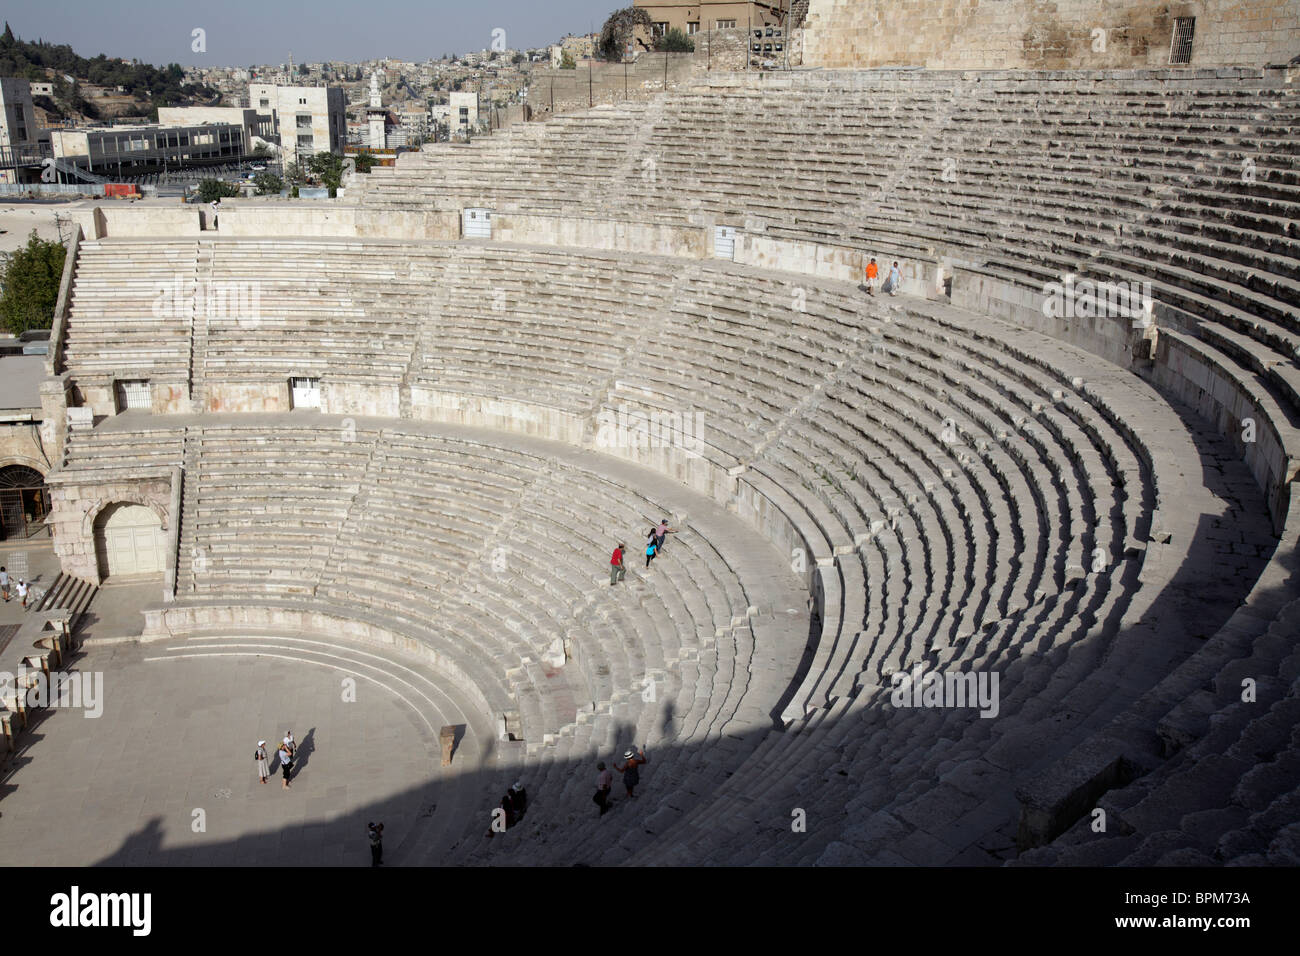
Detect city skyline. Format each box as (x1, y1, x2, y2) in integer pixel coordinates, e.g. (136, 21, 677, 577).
(4, 0, 615, 69)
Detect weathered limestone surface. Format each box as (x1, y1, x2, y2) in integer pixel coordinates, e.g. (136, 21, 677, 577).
(803, 0, 1300, 70)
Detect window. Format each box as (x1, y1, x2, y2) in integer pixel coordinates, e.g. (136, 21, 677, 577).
(297, 134, 314, 147)
(259, 98, 270, 109)
(716, 19, 736, 29)
(652, 22, 669, 38)
(299, 97, 307, 105)
(1169, 17, 1195, 64)
(296, 114, 312, 129)
(687, 22, 699, 35)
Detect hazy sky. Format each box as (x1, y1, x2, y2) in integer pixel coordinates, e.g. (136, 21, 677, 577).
(5, 0, 616, 67)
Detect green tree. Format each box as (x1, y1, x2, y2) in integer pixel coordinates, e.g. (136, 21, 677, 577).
(282, 161, 306, 186)
(0, 230, 66, 335)
(197, 178, 240, 202)
(654, 27, 695, 53)
(353, 152, 377, 174)
(560, 50, 576, 70)
(252, 172, 284, 195)
(599, 6, 652, 61)
(307, 151, 345, 196)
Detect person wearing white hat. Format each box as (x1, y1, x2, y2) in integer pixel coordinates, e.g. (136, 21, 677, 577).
(614, 746, 648, 799)
(254, 741, 270, 784)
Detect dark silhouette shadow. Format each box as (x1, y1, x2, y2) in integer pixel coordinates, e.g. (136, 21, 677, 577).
(294, 728, 317, 776)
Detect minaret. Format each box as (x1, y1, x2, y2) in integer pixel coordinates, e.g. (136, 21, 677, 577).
(288, 51, 294, 82)
(367, 71, 387, 148)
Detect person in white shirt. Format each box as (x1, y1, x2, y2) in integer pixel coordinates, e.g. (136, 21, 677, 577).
(0, 567, 9, 603)
(255, 741, 270, 784)
(16, 579, 28, 609)
(280, 743, 294, 789)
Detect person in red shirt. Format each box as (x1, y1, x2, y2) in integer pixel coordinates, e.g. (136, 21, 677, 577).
(615, 747, 649, 798)
(864, 257, 879, 296)
(609, 543, 626, 585)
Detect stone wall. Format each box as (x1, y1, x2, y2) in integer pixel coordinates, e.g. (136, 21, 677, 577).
(803, 0, 1300, 70)
(527, 53, 698, 115)
(45, 473, 174, 583)
(0, 424, 54, 477)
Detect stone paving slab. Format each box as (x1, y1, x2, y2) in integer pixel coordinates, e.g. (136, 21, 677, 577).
(0, 632, 482, 866)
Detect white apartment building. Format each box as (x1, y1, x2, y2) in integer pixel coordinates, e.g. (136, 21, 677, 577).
(247, 82, 346, 167)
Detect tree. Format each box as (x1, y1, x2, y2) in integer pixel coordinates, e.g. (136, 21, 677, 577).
(0, 231, 66, 335)
(197, 178, 240, 202)
(599, 6, 652, 61)
(282, 161, 306, 186)
(353, 152, 377, 174)
(252, 172, 283, 195)
(654, 27, 695, 53)
(559, 51, 576, 70)
(251, 142, 271, 159)
(306, 151, 345, 196)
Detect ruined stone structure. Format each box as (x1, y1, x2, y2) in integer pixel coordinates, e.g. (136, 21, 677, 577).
(25, 35, 1300, 866)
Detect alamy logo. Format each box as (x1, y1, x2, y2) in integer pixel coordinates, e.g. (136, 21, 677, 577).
(1041, 273, 1153, 328)
(152, 278, 261, 321)
(594, 404, 706, 458)
(0, 669, 104, 718)
(890, 664, 1000, 718)
(50, 886, 151, 936)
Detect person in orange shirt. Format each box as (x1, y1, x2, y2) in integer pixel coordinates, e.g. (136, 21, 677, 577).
(864, 257, 879, 296)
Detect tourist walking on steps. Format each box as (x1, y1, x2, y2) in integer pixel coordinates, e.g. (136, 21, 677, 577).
(615, 746, 649, 798)
(654, 518, 676, 555)
(368, 822, 384, 866)
(255, 740, 270, 784)
(508, 781, 527, 820)
(593, 761, 613, 815)
(279, 743, 295, 789)
(0, 566, 9, 603)
(864, 257, 879, 296)
(883, 261, 902, 296)
(487, 788, 517, 838)
(645, 530, 658, 568)
(610, 543, 626, 585)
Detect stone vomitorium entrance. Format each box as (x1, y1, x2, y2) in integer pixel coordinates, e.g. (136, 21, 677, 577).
(45, 473, 175, 586)
(92, 502, 167, 578)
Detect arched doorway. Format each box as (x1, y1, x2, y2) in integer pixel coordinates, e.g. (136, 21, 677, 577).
(93, 503, 167, 579)
(0, 465, 50, 541)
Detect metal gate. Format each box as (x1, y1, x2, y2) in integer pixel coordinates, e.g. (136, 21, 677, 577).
(713, 225, 737, 260)
(290, 376, 322, 409)
(0, 466, 50, 540)
(463, 208, 493, 239)
(116, 380, 151, 411)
